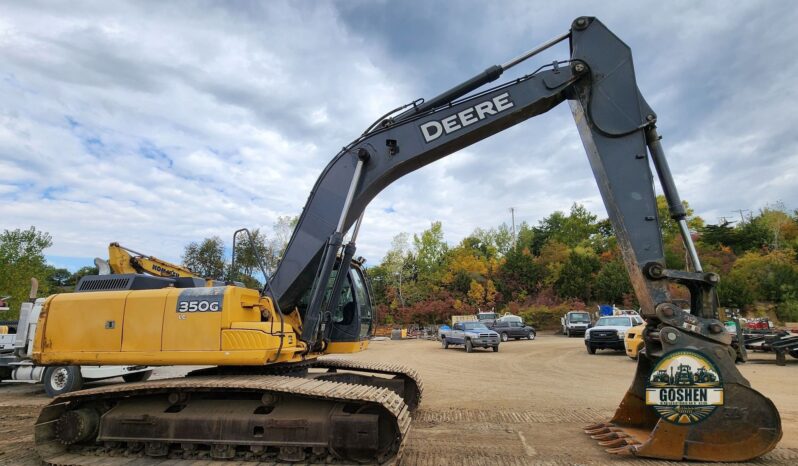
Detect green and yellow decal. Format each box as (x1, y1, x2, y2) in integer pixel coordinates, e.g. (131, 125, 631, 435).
(645, 349, 724, 425)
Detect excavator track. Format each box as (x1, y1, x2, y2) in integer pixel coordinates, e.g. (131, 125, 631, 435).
(314, 358, 424, 412)
(35, 372, 413, 465)
(184, 359, 423, 411)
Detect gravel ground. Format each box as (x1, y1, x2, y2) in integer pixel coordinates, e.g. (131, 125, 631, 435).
(0, 334, 795, 465)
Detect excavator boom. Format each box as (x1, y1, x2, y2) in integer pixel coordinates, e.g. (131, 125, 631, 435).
(105, 242, 199, 278)
(32, 16, 780, 464)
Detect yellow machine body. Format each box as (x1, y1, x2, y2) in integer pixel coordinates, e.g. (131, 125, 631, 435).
(624, 323, 646, 359)
(32, 285, 365, 367)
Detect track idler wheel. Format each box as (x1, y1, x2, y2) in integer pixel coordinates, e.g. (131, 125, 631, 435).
(586, 326, 782, 462)
(55, 408, 99, 445)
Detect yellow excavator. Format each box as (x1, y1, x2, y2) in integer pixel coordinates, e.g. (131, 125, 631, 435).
(32, 17, 780, 464)
(100, 242, 202, 280)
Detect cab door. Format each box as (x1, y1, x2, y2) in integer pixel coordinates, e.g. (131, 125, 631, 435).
(327, 266, 373, 343)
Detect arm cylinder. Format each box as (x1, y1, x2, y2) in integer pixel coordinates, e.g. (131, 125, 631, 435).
(646, 126, 702, 272)
(646, 127, 686, 220)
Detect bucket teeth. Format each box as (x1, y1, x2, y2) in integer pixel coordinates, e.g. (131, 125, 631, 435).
(598, 437, 629, 448)
(584, 426, 611, 435)
(583, 422, 611, 431)
(591, 431, 625, 441)
(606, 445, 635, 455)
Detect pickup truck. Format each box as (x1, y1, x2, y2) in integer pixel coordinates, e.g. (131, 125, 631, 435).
(440, 321, 500, 353)
(584, 314, 643, 354)
(489, 320, 536, 342)
(561, 310, 591, 337)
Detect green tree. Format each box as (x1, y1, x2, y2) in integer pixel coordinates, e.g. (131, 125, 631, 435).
(47, 267, 72, 289)
(515, 222, 537, 253)
(593, 259, 632, 304)
(413, 221, 447, 283)
(656, 195, 703, 240)
(382, 233, 411, 309)
(555, 249, 600, 302)
(182, 236, 226, 279)
(271, 215, 299, 260)
(231, 228, 269, 287)
(0, 227, 53, 318)
(538, 204, 599, 248)
(758, 203, 797, 250)
(735, 216, 771, 252)
(719, 250, 798, 309)
(493, 224, 514, 257)
(700, 221, 737, 249)
(497, 247, 542, 300)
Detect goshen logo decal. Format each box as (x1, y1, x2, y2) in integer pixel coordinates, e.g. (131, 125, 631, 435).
(420, 92, 514, 143)
(176, 287, 225, 313)
(645, 349, 724, 425)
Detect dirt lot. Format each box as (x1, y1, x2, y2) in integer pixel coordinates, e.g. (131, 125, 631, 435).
(0, 334, 795, 465)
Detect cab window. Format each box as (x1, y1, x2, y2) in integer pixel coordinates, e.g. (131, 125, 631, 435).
(350, 268, 373, 338)
(331, 276, 354, 324)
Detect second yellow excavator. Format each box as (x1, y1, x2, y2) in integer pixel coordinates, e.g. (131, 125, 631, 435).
(31, 17, 780, 465)
(100, 242, 203, 280)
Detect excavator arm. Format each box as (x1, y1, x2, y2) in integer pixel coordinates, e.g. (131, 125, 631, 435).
(105, 242, 199, 278)
(274, 18, 678, 334)
(269, 16, 781, 461)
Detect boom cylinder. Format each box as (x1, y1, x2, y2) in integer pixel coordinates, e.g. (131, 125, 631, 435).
(403, 31, 570, 118)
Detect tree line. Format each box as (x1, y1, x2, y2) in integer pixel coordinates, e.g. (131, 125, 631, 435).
(367, 198, 798, 327)
(2, 200, 797, 326)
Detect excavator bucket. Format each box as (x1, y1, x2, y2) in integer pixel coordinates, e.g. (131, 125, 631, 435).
(585, 327, 782, 461)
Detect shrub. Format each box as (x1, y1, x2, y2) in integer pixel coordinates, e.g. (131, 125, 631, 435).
(518, 303, 575, 330)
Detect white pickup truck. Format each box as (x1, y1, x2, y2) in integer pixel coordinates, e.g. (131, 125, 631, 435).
(0, 279, 153, 396)
(584, 314, 644, 354)
(561, 310, 591, 337)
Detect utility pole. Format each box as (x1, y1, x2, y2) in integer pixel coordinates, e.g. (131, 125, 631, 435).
(731, 209, 750, 224)
(509, 207, 516, 247)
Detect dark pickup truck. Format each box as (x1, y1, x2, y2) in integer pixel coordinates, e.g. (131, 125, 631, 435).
(489, 320, 536, 342)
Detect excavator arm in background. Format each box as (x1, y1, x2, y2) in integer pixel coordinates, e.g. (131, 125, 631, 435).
(268, 16, 781, 461)
(102, 242, 200, 279)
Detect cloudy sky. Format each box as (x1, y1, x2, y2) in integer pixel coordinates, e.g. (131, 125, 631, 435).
(1, 0, 796, 271)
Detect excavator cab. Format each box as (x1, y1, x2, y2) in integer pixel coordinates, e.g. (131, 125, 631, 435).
(324, 262, 374, 352)
(296, 259, 374, 353)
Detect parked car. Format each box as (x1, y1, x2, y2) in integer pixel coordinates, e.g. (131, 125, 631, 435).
(490, 320, 536, 341)
(624, 323, 646, 359)
(585, 314, 643, 354)
(440, 321, 500, 353)
(561, 310, 591, 337)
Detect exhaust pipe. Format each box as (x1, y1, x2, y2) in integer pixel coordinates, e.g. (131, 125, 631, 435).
(29, 277, 39, 303)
